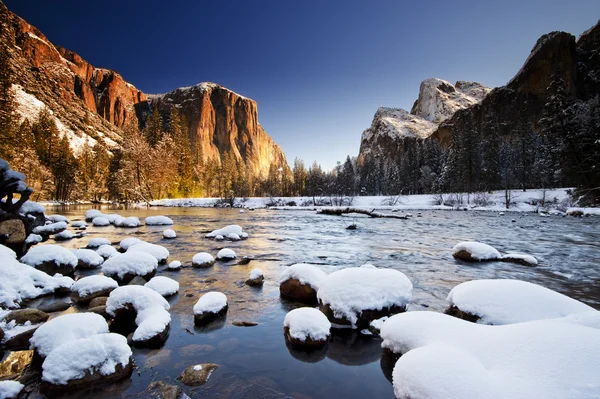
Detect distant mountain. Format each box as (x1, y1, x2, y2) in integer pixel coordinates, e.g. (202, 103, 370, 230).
(0, 0, 289, 179)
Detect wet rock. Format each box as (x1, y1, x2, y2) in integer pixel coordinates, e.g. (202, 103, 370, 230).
(145, 380, 187, 399)
(194, 306, 227, 326)
(279, 278, 318, 304)
(89, 296, 108, 308)
(192, 252, 215, 268)
(128, 276, 148, 286)
(232, 321, 258, 327)
(5, 308, 49, 325)
(444, 305, 481, 323)
(178, 344, 215, 357)
(88, 305, 109, 319)
(0, 218, 26, 248)
(0, 327, 4, 342)
(4, 326, 39, 351)
(245, 275, 264, 287)
(180, 363, 218, 386)
(319, 302, 406, 329)
(36, 300, 72, 313)
(41, 358, 133, 394)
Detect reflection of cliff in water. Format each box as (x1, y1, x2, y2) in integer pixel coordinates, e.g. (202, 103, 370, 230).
(0, 350, 33, 379)
(327, 330, 383, 366)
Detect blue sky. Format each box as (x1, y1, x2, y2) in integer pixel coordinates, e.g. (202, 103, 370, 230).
(6, 0, 600, 170)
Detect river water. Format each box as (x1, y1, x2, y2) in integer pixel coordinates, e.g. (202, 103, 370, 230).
(3, 206, 600, 398)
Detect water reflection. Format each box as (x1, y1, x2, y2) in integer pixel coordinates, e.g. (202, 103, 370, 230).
(326, 330, 383, 366)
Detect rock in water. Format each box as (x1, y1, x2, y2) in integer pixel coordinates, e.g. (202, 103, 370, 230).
(180, 363, 218, 386)
(278, 264, 327, 304)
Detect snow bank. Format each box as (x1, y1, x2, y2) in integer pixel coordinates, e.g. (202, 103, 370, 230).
(216, 248, 236, 260)
(87, 237, 111, 249)
(192, 252, 215, 267)
(41, 333, 132, 386)
(380, 311, 600, 399)
(0, 244, 16, 259)
(284, 307, 331, 342)
(567, 207, 600, 216)
(71, 249, 104, 268)
(193, 292, 227, 314)
(0, 381, 24, 399)
(101, 252, 158, 280)
(126, 242, 169, 263)
(144, 216, 173, 225)
(119, 237, 141, 251)
(162, 229, 176, 239)
(30, 313, 109, 357)
(279, 263, 327, 290)
(145, 276, 179, 297)
(71, 275, 118, 298)
(206, 225, 247, 240)
(447, 279, 595, 325)
(317, 266, 413, 327)
(452, 241, 501, 261)
(106, 285, 170, 342)
(20, 244, 78, 269)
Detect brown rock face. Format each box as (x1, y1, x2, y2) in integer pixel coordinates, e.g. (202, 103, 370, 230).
(279, 278, 318, 304)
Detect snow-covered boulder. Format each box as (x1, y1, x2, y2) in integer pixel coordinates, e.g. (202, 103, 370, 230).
(145, 216, 173, 226)
(114, 216, 141, 228)
(501, 253, 538, 266)
(33, 221, 67, 236)
(20, 244, 78, 276)
(71, 275, 118, 304)
(452, 241, 501, 262)
(86, 237, 111, 249)
(0, 244, 16, 258)
(96, 244, 119, 260)
(85, 210, 103, 222)
(30, 313, 109, 359)
(40, 333, 133, 393)
(119, 237, 141, 251)
(0, 380, 24, 399)
(71, 249, 104, 269)
(126, 242, 169, 264)
(53, 230, 83, 241)
(214, 235, 224, 241)
(227, 233, 241, 241)
(25, 234, 42, 246)
(0, 257, 73, 309)
(106, 285, 171, 347)
(380, 311, 600, 399)
(162, 229, 176, 239)
(245, 268, 264, 286)
(206, 224, 244, 239)
(193, 292, 228, 325)
(284, 307, 331, 348)
(47, 215, 69, 224)
(92, 217, 110, 227)
(446, 279, 595, 325)
(167, 260, 182, 270)
(145, 276, 179, 297)
(317, 266, 413, 328)
(279, 263, 327, 304)
(101, 252, 158, 284)
(216, 248, 236, 261)
(71, 221, 87, 229)
(192, 252, 215, 268)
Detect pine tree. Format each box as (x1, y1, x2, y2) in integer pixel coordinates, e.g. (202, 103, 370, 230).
(0, 43, 17, 162)
(144, 106, 163, 147)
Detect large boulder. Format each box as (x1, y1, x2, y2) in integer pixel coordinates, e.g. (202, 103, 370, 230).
(278, 263, 327, 304)
(101, 252, 158, 285)
(283, 307, 331, 348)
(20, 244, 78, 276)
(193, 292, 228, 326)
(71, 275, 118, 304)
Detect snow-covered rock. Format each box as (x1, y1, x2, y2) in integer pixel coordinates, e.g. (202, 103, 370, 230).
(501, 253, 538, 266)
(71, 275, 118, 303)
(446, 279, 595, 325)
(245, 268, 264, 286)
(71, 249, 104, 269)
(206, 224, 243, 238)
(145, 276, 179, 297)
(101, 252, 158, 284)
(193, 292, 228, 325)
(452, 241, 501, 262)
(47, 215, 69, 224)
(106, 285, 171, 346)
(70, 221, 87, 229)
(216, 248, 236, 260)
(41, 333, 133, 392)
(30, 313, 109, 358)
(214, 235, 224, 241)
(279, 263, 327, 304)
(85, 210, 103, 222)
(380, 311, 600, 399)
(126, 242, 169, 263)
(87, 237, 111, 249)
(284, 307, 331, 347)
(119, 237, 141, 251)
(92, 216, 110, 227)
(0, 381, 24, 399)
(167, 260, 182, 270)
(0, 244, 16, 259)
(0, 257, 73, 309)
(227, 233, 240, 241)
(33, 221, 67, 236)
(20, 244, 78, 276)
(96, 244, 119, 260)
(145, 216, 173, 226)
(53, 230, 79, 241)
(162, 229, 176, 239)
(317, 266, 413, 328)
(25, 233, 42, 245)
(114, 216, 141, 228)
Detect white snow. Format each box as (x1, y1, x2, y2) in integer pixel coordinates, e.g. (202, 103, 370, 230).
(19, 200, 45, 214)
(369, 316, 389, 333)
(193, 365, 203, 371)
(380, 311, 600, 399)
(216, 248, 236, 260)
(227, 233, 240, 241)
(214, 235, 224, 241)
(567, 207, 600, 216)
(47, 215, 69, 223)
(71, 221, 87, 229)
(25, 234, 43, 245)
(101, 252, 158, 280)
(92, 216, 110, 226)
(162, 229, 176, 239)
(71, 275, 118, 298)
(0, 381, 24, 399)
(249, 268, 263, 280)
(20, 244, 78, 269)
(452, 241, 501, 261)
(192, 252, 215, 266)
(30, 313, 109, 358)
(126, 242, 169, 263)
(33, 221, 67, 235)
(501, 253, 538, 265)
(206, 224, 245, 238)
(193, 292, 227, 314)
(71, 249, 104, 268)
(447, 279, 595, 325)
(106, 285, 170, 342)
(144, 216, 173, 225)
(284, 307, 331, 342)
(317, 266, 413, 327)
(87, 237, 111, 249)
(85, 210, 103, 221)
(119, 237, 141, 251)
(0, 257, 73, 308)
(53, 230, 76, 241)
(145, 276, 179, 297)
(167, 260, 182, 270)
(279, 263, 327, 290)
(362, 107, 438, 142)
(0, 245, 16, 259)
(96, 244, 119, 259)
(115, 216, 141, 228)
(41, 333, 132, 386)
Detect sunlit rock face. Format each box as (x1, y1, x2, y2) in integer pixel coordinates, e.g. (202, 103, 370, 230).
(144, 83, 290, 179)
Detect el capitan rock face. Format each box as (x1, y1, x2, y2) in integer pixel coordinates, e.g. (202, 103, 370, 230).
(0, 0, 289, 178)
